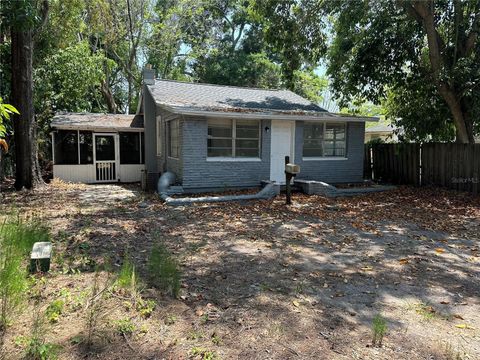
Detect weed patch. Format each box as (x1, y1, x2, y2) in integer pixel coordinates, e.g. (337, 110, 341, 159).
(372, 314, 387, 347)
(147, 243, 181, 298)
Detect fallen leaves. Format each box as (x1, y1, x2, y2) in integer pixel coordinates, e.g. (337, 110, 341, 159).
(434, 248, 445, 254)
(399, 258, 409, 265)
(455, 324, 475, 330)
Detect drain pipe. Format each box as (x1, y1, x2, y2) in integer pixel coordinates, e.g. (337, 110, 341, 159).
(157, 172, 278, 206)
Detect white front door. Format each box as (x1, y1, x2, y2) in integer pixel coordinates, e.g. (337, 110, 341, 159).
(270, 120, 295, 183)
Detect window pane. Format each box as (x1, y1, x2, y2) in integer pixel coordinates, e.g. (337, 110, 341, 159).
(208, 148, 232, 157)
(208, 138, 233, 148)
(236, 139, 259, 157)
(236, 120, 259, 138)
(304, 123, 324, 140)
(304, 139, 323, 157)
(54, 130, 78, 165)
(120, 132, 141, 164)
(303, 123, 323, 157)
(324, 140, 346, 157)
(168, 120, 179, 158)
(79, 131, 93, 164)
(325, 124, 345, 140)
(208, 119, 232, 138)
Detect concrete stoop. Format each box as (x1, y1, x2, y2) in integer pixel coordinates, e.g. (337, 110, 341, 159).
(294, 179, 396, 197)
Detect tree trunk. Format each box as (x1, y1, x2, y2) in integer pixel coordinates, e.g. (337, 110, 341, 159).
(101, 81, 118, 113)
(0, 150, 4, 183)
(437, 84, 473, 143)
(407, 1, 475, 144)
(11, 29, 43, 190)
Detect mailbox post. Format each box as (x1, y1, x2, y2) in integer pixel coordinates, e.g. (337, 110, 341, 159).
(284, 156, 300, 205)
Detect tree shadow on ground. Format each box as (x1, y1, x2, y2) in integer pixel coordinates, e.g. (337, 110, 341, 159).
(53, 185, 479, 359)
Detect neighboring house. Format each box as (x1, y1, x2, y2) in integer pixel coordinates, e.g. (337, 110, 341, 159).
(364, 123, 398, 143)
(51, 69, 378, 191)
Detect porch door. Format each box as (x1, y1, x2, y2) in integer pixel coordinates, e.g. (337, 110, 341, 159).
(94, 134, 118, 182)
(270, 120, 295, 183)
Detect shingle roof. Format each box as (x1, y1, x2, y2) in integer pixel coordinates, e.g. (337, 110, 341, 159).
(147, 80, 328, 113)
(365, 124, 396, 133)
(51, 113, 144, 130)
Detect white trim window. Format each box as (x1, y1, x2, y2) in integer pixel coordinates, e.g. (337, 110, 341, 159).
(156, 115, 162, 156)
(207, 119, 260, 158)
(303, 122, 346, 158)
(167, 119, 179, 158)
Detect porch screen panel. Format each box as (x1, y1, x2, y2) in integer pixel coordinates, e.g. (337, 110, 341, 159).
(208, 119, 232, 157)
(54, 130, 78, 164)
(79, 131, 93, 164)
(120, 132, 141, 164)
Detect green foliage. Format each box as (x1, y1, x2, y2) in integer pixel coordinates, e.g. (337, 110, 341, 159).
(24, 337, 59, 360)
(116, 258, 137, 292)
(136, 299, 156, 319)
(24, 282, 60, 360)
(0, 217, 50, 330)
(45, 299, 64, 324)
(190, 347, 217, 360)
(147, 243, 181, 298)
(115, 318, 136, 335)
(0, 97, 19, 139)
(371, 314, 387, 347)
(292, 70, 327, 105)
(34, 41, 110, 115)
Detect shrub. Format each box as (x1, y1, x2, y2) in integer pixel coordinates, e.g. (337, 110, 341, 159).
(0, 217, 50, 331)
(147, 244, 180, 298)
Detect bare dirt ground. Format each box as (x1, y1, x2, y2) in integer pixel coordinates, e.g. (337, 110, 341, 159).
(0, 181, 479, 360)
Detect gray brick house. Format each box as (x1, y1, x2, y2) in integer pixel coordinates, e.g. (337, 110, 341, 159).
(50, 70, 377, 190)
(142, 69, 377, 192)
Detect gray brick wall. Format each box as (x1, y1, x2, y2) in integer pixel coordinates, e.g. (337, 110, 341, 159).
(294, 121, 365, 184)
(181, 117, 271, 191)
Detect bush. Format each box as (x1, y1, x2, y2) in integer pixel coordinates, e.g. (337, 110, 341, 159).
(147, 244, 180, 298)
(0, 217, 50, 330)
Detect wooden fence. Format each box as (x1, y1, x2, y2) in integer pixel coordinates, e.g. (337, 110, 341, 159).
(365, 143, 480, 194)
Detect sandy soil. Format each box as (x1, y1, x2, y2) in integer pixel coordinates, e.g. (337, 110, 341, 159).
(0, 181, 479, 360)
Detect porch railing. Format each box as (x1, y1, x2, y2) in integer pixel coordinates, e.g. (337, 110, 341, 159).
(96, 161, 116, 182)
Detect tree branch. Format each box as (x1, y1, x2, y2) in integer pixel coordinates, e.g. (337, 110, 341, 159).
(464, 2, 480, 56)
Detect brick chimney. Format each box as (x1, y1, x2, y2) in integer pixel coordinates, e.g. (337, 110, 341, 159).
(143, 64, 155, 85)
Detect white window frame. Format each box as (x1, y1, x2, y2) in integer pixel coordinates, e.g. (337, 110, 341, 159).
(156, 115, 162, 156)
(207, 119, 261, 161)
(167, 119, 180, 159)
(302, 122, 347, 160)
